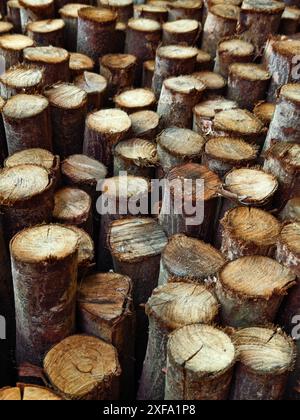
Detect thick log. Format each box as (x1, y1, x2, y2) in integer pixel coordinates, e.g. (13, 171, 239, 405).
(44, 335, 121, 400)
(66, 225, 94, 280)
(0, 64, 43, 99)
(196, 49, 214, 72)
(0, 384, 62, 400)
(201, 4, 240, 58)
(157, 75, 205, 129)
(253, 101, 275, 127)
(280, 6, 300, 35)
(3, 94, 52, 155)
(142, 60, 155, 89)
(165, 324, 236, 400)
(202, 0, 242, 23)
(69, 52, 94, 78)
(167, 0, 203, 21)
(203, 136, 258, 179)
(0, 22, 13, 36)
(280, 196, 300, 221)
(7, 0, 22, 33)
(77, 7, 118, 63)
(19, 0, 55, 33)
(83, 108, 131, 175)
(138, 282, 219, 400)
(157, 127, 205, 175)
(215, 256, 295, 328)
(114, 138, 158, 177)
(214, 37, 255, 78)
(99, 0, 133, 23)
(11, 224, 79, 366)
(53, 187, 93, 235)
(24, 46, 70, 87)
(158, 233, 226, 286)
(192, 71, 226, 98)
(59, 3, 87, 51)
(44, 83, 87, 158)
(100, 53, 137, 100)
(77, 272, 135, 400)
(159, 163, 221, 241)
(232, 327, 296, 400)
(74, 72, 107, 111)
(237, 0, 285, 55)
(129, 110, 160, 140)
(221, 206, 281, 261)
(152, 45, 198, 98)
(114, 88, 156, 114)
(0, 34, 33, 70)
(227, 63, 271, 111)
(134, 3, 168, 23)
(27, 18, 65, 47)
(264, 84, 300, 152)
(193, 96, 238, 137)
(162, 19, 201, 46)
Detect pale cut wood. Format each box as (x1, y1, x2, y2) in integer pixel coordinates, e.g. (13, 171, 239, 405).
(99, 0, 133, 23)
(202, 0, 242, 23)
(0, 384, 62, 400)
(192, 71, 226, 98)
(280, 197, 300, 221)
(19, 0, 55, 33)
(129, 110, 160, 140)
(44, 335, 121, 400)
(253, 101, 275, 127)
(0, 34, 33, 70)
(0, 22, 13, 35)
(69, 53, 94, 78)
(114, 88, 156, 114)
(167, 0, 203, 21)
(74, 72, 107, 111)
(7, 0, 22, 33)
(0, 64, 44, 99)
(134, 3, 168, 23)
(59, 3, 88, 50)
(27, 18, 65, 47)
(162, 19, 201, 46)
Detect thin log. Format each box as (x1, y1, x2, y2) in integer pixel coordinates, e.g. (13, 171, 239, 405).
(202, 0, 242, 24)
(129, 110, 160, 140)
(0, 34, 33, 70)
(99, 0, 134, 23)
(134, 3, 168, 23)
(280, 6, 300, 35)
(167, 0, 203, 21)
(192, 71, 226, 98)
(19, 0, 55, 33)
(74, 71, 107, 111)
(69, 52, 94, 79)
(0, 64, 44, 99)
(196, 49, 214, 72)
(59, 3, 87, 51)
(114, 87, 156, 114)
(142, 60, 155, 89)
(162, 19, 201, 46)
(253, 101, 275, 127)
(26, 18, 65, 47)
(7, 0, 22, 33)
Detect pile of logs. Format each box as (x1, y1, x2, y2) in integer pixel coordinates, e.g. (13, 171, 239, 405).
(0, 0, 299, 402)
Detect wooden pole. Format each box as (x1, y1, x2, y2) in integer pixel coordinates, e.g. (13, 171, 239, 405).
(142, 60, 155, 89)
(11, 224, 79, 366)
(214, 37, 255, 78)
(129, 110, 160, 140)
(44, 335, 121, 400)
(74, 72, 107, 111)
(138, 282, 219, 400)
(59, 3, 87, 51)
(7, 0, 22, 33)
(26, 18, 65, 47)
(3, 93, 52, 155)
(227, 63, 271, 111)
(77, 7, 118, 63)
(192, 71, 226, 98)
(253, 101, 275, 127)
(221, 206, 281, 261)
(279, 6, 300, 35)
(165, 324, 236, 400)
(24, 46, 70, 87)
(114, 88, 156, 114)
(232, 327, 296, 400)
(0, 34, 33, 70)
(99, 0, 134, 23)
(69, 52, 94, 79)
(0, 64, 44, 99)
(162, 19, 201, 46)
(157, 75, 206, 129)
(167, 0, 203, 21)
(77, 272, 135, 399)
(83, 108, 131, 175)
(19, 0, 55, 33)
(152, 45, 198, 99)
(0, 384, 62, 400)
(196, 49, 214, 72)
(134, 3, 168, 23)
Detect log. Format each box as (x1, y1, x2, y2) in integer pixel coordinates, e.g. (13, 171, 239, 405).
(215, 256, 295, 328)
(100, 53, 137, 100)
(77, 7, 118, 63)
(167, 0, 203, 21)
(114, 87, 156, 114)
(77, 272, 135, 399)
(280, 196, 300, 221)
(201, 4, 240, 58)
(24, 46, 70, 87)
(2, 93, 52, 155)
(125, 18, 162, 81)
(162, 19, 201, 47)
(203, 136, 258, 179)
(0, 384, 62, 400)
(157, 75, 206, 129)
(66, 225, 94, 280)
(44, 335, 121, 400)
(165, 324, 236, 400)
(99, 0, 133, 23)
(134, 3, 168, 23)
(53, 187, 93, 235)
(142, 60, 155, 89)
(221, 206, 281, 261)
(7, 0, 22, 33)
(83, 108, 131, 174)
(69, 52, 94, 78)
(11, 224, 79, 365)
(157, 127, 205, 175)
(192, 71, 226, 98)
(232, 327, 296, 400)
(0, 22, 13, 36)
(138, 282, 219, 400)
(202, 0, 242, 24)
(0, 34, 33, 70)
(158, 233, 226, 286)
(0, 64, 44, 99)
(129, 110, 160, 140)
(227, 63, 271, 111)
(114, 138, 158, 178)
(114, 21, 126, 53)
(19, 0, 55, 33)
(280, 6, 300, 35)
(196, 49, 214, 72)
(237, 0, 285, 55)
(74, 72, 107, 111)
(214, 37, 255, 78)
(59, 3, 87, 51)
(253, 101, 275, 127)
(44, 83, 87, 158)
(159, 163, 222, 241)
(193, 96, 238, 137)
(152, 45, 198, 99)
(27, 18, 65, 47)
(264, 84, 300, 152)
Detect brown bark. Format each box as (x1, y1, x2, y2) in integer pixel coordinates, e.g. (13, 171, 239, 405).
(7, 0, 22, 33)
(134, 3, 168, 23)
(59, 3, 87, 51)
(26, 18, 65, 47)
(167, 0, 203, 22)
(129, 110, 160, 140)
(44, 335, 121, 400)
(0, 64, 43, 99)
(77, 272, 135, 399)
(165, 324, 236, 400)
(279, 6, 300, 35)
(69, 52, 94, 79)
(19, 0, 55, 33)
(142, 60, 154, 89)
(0, 34, 34, 70)
(11, 224, 79, 366)
(74, 72, 107, 112)
(162, 19, 201, 46)
(99, 0, 133, 23)
(196, 49, 214, 72)
(192, 71, 226, 99)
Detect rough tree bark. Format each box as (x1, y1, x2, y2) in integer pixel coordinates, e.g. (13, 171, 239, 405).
(279, 6, 300, 35)
(142, 60, 155, 89)
(0, 64, 44, 99)
(129, 110, 160, 140)
(7, 0, 22, 33)
(280, 197, 300, 222)
(59, 3, 87, 51)
(0, 34, 33, 70)
(114, 88, 156, 114)
(26, 18, 65, 47)
(74, 72, 107, 111)
(167, 0, 203, 21)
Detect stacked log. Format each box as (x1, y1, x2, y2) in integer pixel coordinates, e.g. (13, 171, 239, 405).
(192, 71, 226, 98)
(167, 0, 203, 21)
(7, 0, 22, 33)
(69, 53, 94, 78)
(73, 72, 107, 111)
(114, 88, 156, 114)
(59, 3, 87, 51)
(0, 34, 33, 70)
(129, 110, 160, 140)
(134, 3, 168, 23)
(162, 19, 201, 46)
(0, 64, 43, 99)
(0, 384, 62, 400)
(253, 101, 275, 127)
(19, 0, 55, 33)
(26, 18, 65, 47)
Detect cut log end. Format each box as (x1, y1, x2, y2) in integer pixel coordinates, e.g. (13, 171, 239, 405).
(229, 63, 270, 82)
(218, 38, 254, 56)
(280, 83, 300, 103)
(78, 6, 117, 24)
(205, 136, 258, 165)
(62, 154, 107, 187)
(69, 53, 94, 75)
(101, 52, 136, 69)
(129, 110, 160, 140)
(0, 34, 33, 51)
(164, 74, 205, 95)
(0, 64, 43, 92)
(4, 148, 58, 171)
(87, 108, 131, 135)
(128, 17, 161, 32)
(0, 384, 61, 400)
(158, 127, 205, 158)
(59, 3, 88, 19)
(114, 138, 158, 166)
(27, 18, 65, 33)
(44, 83, 87, 109)
(53, 187, 91, 226)
(158, 44, 198, 60)
(0, 22, 13, 34)
(253, 101, 275, 126)
(192, 71, 226, 93)
(114, 88, 156, 113)
(280, 221, 300, 256)
(3, 93, 48, 119)
(24, 45, 69, 64)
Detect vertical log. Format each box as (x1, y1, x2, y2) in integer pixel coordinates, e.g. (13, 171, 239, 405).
(114, 21, 126, 53)
(7, 0, 22, 33)
(44, 83, 87, 158)
(162, 19, 201, 46)
(77, 272, 135, 399)
(165, 324, 236, 400)
(192, 71, 226, 98)
(69, 53, 94, 79)
(129, 110, 160, 140)
(167, 0, 203, 21)
(202, 0, 242, 24)
(279, 6, 300, 35)
(19, 0, 55, 33)
(11, 224, 79, 366)
(3, 94, 52, 155)
(59, 3, 87, 51)
(280, 196, 300, 221)
(196, 49, 214, 72)
(0, 64, 44, 99)
(99, 0, 134, 23)
(157, 75, 206, 129)
(74, 72, 107, 111)
(44, 335, 121, 400)
(232, 327, 296, 400)
(83, 108, 131, 174)
(253, 101, 275, 127)
(24, 46, 70, 87)
(0, 22, 13, 36)
(66, 225, 94, 280)
(142, 59, 155, 88)
(77, 7, 117, 63)
(221, 206, 281, 261)
(0, 34, 33, 70)
(134, 3, 168, 23)
(138, 282, 219, 400)
(26, 18, 65, 47)
(114, 87, 156, 114)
